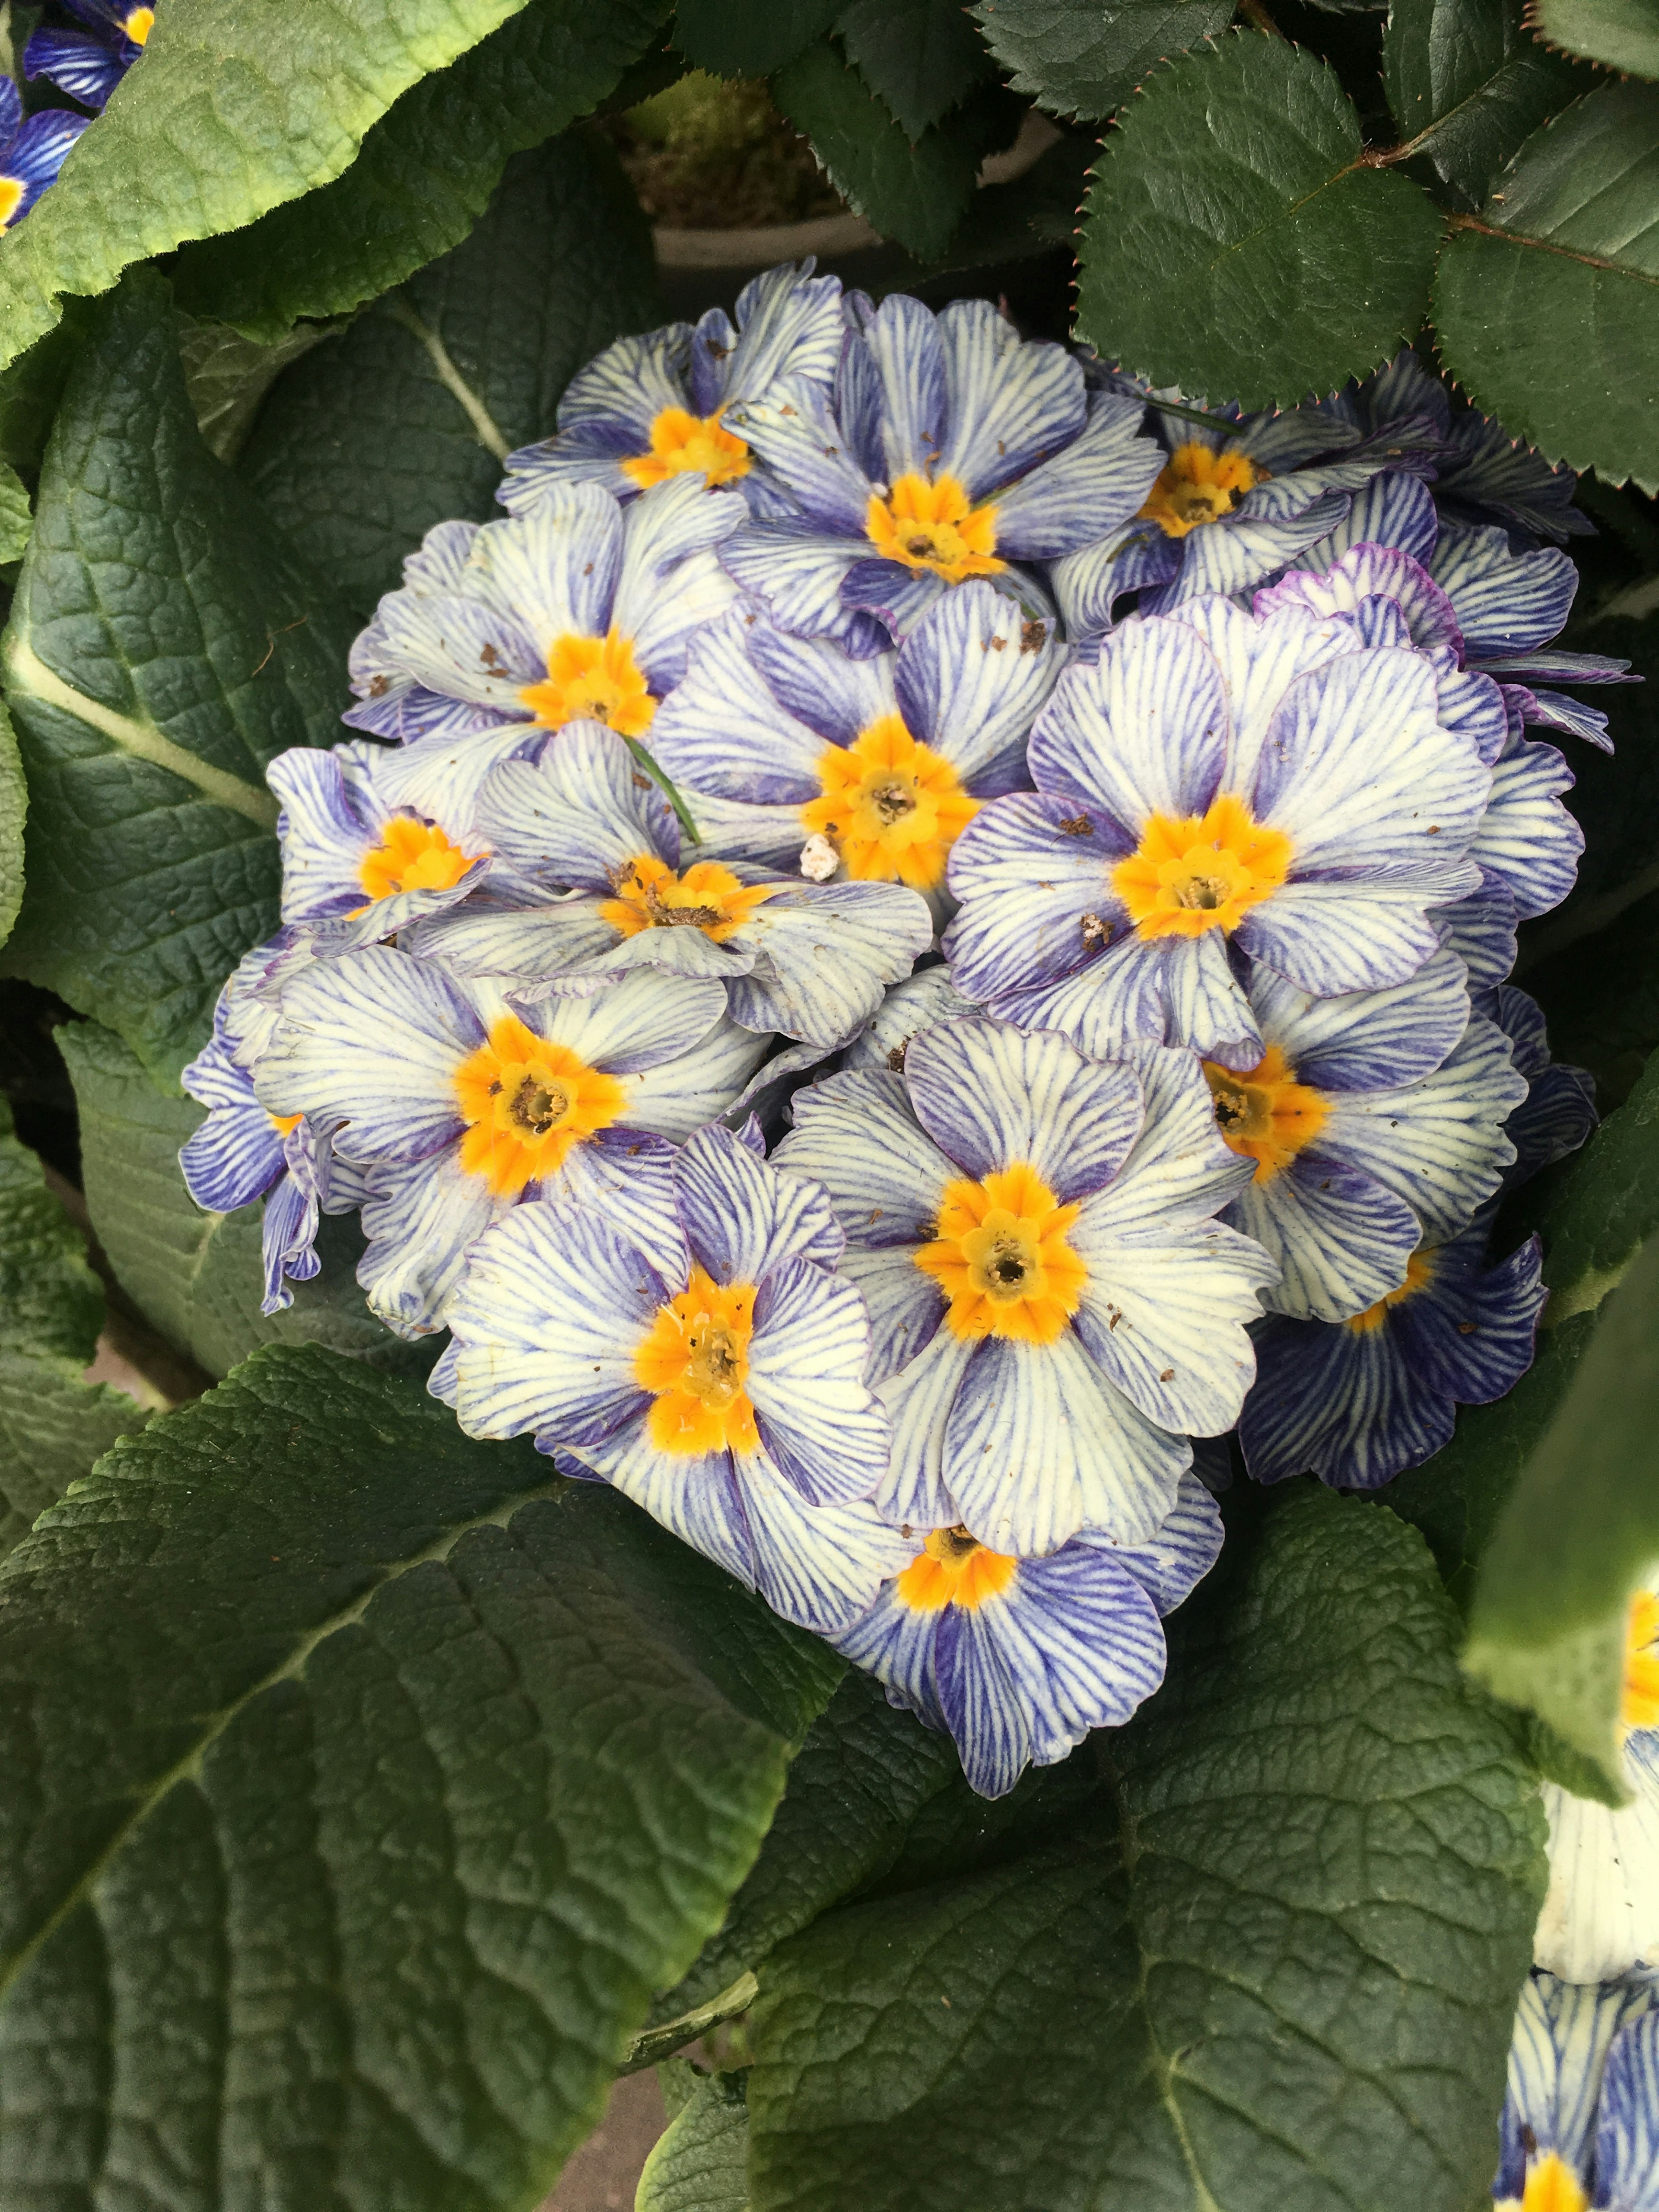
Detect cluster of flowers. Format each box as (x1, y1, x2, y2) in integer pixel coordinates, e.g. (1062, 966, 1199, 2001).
(180, 262, 1631, 1817)
(0, 0, 152, 233)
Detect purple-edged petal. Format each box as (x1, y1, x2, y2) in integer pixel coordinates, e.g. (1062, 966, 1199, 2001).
(748, 1258, 890, 1506)
(1428, 521, 1575, 657)
(1256, 543, 1464, 657)
(836, 1243, 944, 1384)
(1471, 733, 1582, 921)
(1292, 471, 1438, 573)
(943, 793, 1122, 1004)
(723, 377, 873, 534)
(721, 522, 883, 652)
(1226, 1156, 1422, 1323)
(1165, 594, 1358, 797)
(934, 298, 1085, 499)
(734, 1471, 918, 1637)
(1249, 944, 1471, 1091)
(358, 1147, 512, 1339)
(675, 1119, 841, 1284)
(894, 578, 1063, 791)
(1150, 488, 1352, 606)
(1436, 869, 1518, 988)
(775, 1067, 956, 1250)
(723, 878, 934, 1047)
(1028, 617, 1228, 831)
(875, 1328, 977, 1530)
(990, 392, 1163, 560)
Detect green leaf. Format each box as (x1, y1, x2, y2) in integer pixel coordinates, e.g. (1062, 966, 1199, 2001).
(1522, 884, 1659, 1112)
(772, 41, 984, 257)
(1523, 1043, 1659, 1325)
(971, 0, 1236, 123)
(0, 458, 29, 565)
(675, 0, 841, 79)
(0, 1094, 145, 1559)
(1462, 1231, 1659, 1791)
(171, 0, 668, 344)
(745, 1485, 1545, 2212)
(0, 0, 552, 378)
(1433, 81, 1659, 491)
(1384, 0, 1591, 208)
(1529, 0, 1659, 77)
(1076, 33, 1444, 410)
(0, 1344, 839, 2211)
(0, 271, 356, 1084)
(57, 1017, 437, 1383)
(241, 130, 659, 617)
(637, 2070, 751, 2212)
(177, 315, 345, 467)
(836, 0, 996, 139)
(0, 693, 24, 956)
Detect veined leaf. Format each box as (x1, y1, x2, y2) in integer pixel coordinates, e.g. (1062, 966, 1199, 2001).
(1528, 0, 1659, 77)
(0, 0, 545, 377)
(745, 1486, 1544, 2212)
(1384, 0, 1591, 209)
(674, 0, 840, 78)
(638, 2070, 751, 2212)
(242, 131, 659, 617)
(1433, 80, 1659, 490)
(1076, 32, 1444, 409)
(0, 460, 29, 566)
(171, 0, 669, 343)
(971, 0, 1235, 123)
(0, 271, 355, 1084)
(836, 0, 996, 140)
(0, 1344, 839, 2211)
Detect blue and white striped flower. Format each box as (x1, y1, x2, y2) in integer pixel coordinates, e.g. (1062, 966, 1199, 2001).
(0, 75, 87, 229)
(774, 1016, 1274, 1554)
(498, 260, 844, 515)
(342, 480, 743, 779)
(1205, 949, 1526, 1322)
(833, 1472, 1223, 1799)
(1486, 984, 1597, 1192)
(1494, 1970, 1659, 2212)
(644, 583, 1064, 897)
(943, 602, 1490, 1068)
(842, 965, 979, 1074)
(718, 292, 1163, 653)
(436, 1119, 913, 1634)
(22, 0, 148, 112)
(1238, 1201, 1545, 1490)
(253, 949, 771, 1337)
(407, 723, 933, 1050)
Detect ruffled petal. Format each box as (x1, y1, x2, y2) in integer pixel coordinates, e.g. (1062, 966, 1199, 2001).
(675, 1118, 842, 1283)
(749, 1259, 891, 1505)
(775, 1067, 957, 1249)
(1028, 617, 1228, 831)
(1471, 733, 1582, 921)
(724, 879, 934, 1046)
(1164, 593, 1359, 798)
(895, 578, 1063, 791)
(357, 1147, 512, 1338)
(1428, 521, 1575, 657)
(1226, 1155, 1422, 1322)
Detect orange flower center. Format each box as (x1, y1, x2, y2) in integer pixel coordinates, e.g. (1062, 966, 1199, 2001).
(1496, 2151, 1589, 2212)
(1345, 1245, 1436, 1334)
(799, 714, 979, 889)
(1138, 442, 1265, 539)
(915, 1161, 1087, 1346)
(1202, 1044, 1329, 1183)
(599, 852, 777, 943)
(866, 472, 1004, 582)
(1111, 793, 1291, 940)
(353, 816, 482, 909)
(122, 4, 154, 40)
(1623, 1589, 1659, 1732)
(896, 1524, 1020, 1613)
(269, 1110, 302, 1137)
(452, 1015, 626, 1197)
(518, 627, 655, 737)
(620, 405, 751, 491)
(0, 179, 24, 231)
(635, 1265, 759, 1457)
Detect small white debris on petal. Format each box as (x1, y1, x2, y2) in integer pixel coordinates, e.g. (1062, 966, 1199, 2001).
(799, 833, 839, 882)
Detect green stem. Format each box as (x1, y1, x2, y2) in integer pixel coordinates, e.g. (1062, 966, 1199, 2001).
(617, 1971, 758, 2075)
(625, 736, 702, 846)
(1141, 394, 1235, 433)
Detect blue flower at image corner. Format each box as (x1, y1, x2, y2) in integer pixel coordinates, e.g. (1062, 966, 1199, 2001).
(435, 1118, 917, 1637)
(340, 478, 743, 801)
(178, 934, 372, 1316)
(943, 596, 1492, 1068)
(641, 582, 1063, 905)
(404, 721, 933, 1053)
(498, 259, 845, 518)
(252, 948, 774, 1338)
(772, 1015, 1275, 1555)
(1492, 1970, 1659, 2212)
(832, 1470, 1224, 1800)
(0, 75, 87, 230)
(713, 290, 1166, 655)
(22, 0, 149, 113)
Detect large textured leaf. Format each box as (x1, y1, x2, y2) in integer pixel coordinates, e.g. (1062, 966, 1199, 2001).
(971, 0, 1235, 123)
(745, 1485, 1545, 2212)
(242, 131, 659, 617)
(1384, 0, 1591, 208)
(1462, 1232, 1659, 1790)
(0, 1345, 840, 2211)
(0, 1095, 145, 1560)
(58, 1018, 435, 1383)
(0, 460, 29, 564)
(836, 0, 996, 139)
(1433, 82, 1659, 491)
(0, 272, 355, 1084)
(674, 0, 840, 77)
(172, 0, 668, 343)
(1529, 0, 1659, 76)
(1076, 34, 1444, 409)
(0, 0, 543, 376)
(638, 2070, 751, 2212)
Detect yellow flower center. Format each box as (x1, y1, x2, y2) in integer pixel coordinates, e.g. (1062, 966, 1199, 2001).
(799, 714, 979, 889)
(1497, 2150, 1589, 2212)
(1202, 1044, 1329, 1183)
(620, 405, 751, 492)
(1624, 1589, 1659, 1732)
(865, 472, 1005, 582)
(353, 816, 482, 909)
(452, 1015, 626, 1197)
(915, 1161, 1087, 1345)
(1111, 793, 1292, 941)
(599, 852, 777, 942)
(0, 179, 24, 232)
(269, 1110, 302, 1137)
(1345, 1245, 1436, 1335)
(635, 1265, 759, 1457)
(518, 627, 655, 737)
(123, 4, 154, 40)
(1138, 442, 1265, 539)
(896, 1524, 1020, 1613)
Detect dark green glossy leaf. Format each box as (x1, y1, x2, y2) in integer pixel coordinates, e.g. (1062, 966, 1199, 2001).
(972, 0, 1235, 122)
(1076, 32, 1443, 409)
(0, 1344, 839, 2211)
(0, 273, 355, 1084)
(675, 0, 840, 78)
(1383, 0, 1590, 208)
(836, 0, 996, 139)
(241, 131, 659, 617)
(1529, 0, 1659, 77)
